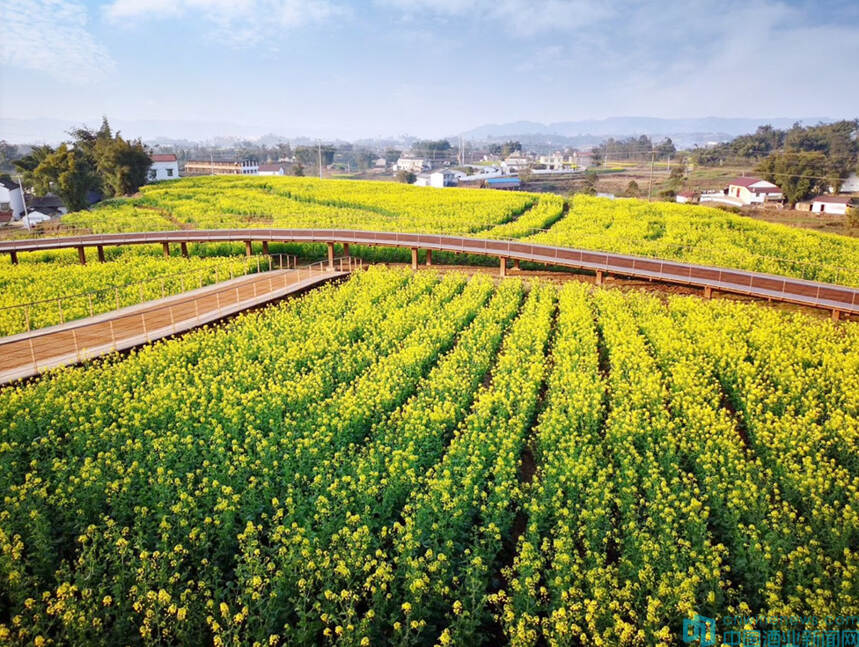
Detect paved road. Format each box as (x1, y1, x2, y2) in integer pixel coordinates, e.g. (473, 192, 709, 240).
(0, 266, 347, 385)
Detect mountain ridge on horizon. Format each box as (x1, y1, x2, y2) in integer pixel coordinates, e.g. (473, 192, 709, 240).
(0, 115, 842, 147)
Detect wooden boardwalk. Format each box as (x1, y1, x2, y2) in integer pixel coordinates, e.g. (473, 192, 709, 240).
(0, 264, 348, 386)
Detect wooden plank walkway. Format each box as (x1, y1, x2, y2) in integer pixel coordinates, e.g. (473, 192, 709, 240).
(0, 265, 347, 386)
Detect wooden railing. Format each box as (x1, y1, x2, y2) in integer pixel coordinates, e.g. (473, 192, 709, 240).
(1, 229, 857, 318)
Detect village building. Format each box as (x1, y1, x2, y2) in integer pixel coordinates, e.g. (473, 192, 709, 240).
(184, 159, 259, 176)
(258, 163, 289, 176)
(148, 154, 179, 181)
(726, 177, 784, 205)
(808, 195, 854, 215)
(393, 157, 430, 174)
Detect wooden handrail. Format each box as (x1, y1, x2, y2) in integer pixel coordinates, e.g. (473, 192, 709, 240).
(2, 229, 857, 316)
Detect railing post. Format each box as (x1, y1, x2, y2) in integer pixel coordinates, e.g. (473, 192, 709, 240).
(29, 337, 37, 370)
(704, 285, 712, 299)
(262, 240, 269, 256)
(832, 309, 841, 321)
(180, 242, 189, 258)
(411, 247, 418, 271)
(514, 258, 520, 270)
(426, 249, 432, 266)
(9, 251, 18, 265)
(57, 298, 64, 324)
(97, 245, 106, 263)
(88, 293, 94, 317)
(595, 270, 603, 286)
(245, 240, 252, 257)
(499, 256, 507, 278)
(327, 242, 335, 270)
(77, 246, 86, 265)
(343, 243, 350, 257)
(162, 242, 170, 258)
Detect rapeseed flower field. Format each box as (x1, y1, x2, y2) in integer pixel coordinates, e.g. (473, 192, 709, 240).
(1, 267, 856, 645)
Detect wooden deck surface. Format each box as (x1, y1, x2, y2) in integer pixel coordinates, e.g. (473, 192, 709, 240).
(0, 266, 346, 386)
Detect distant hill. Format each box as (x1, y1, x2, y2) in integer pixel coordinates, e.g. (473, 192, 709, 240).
(459, 116, 833, 148)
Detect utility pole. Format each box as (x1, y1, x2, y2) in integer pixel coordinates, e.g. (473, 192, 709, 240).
(317, 141, 323, 179)
(210, 152, 214, 176)
(17, 175, 29, 230)
(647, 149, 655, 201)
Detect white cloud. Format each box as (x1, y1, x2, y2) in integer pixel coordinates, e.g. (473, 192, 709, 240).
(377, 0, 615, 36)
(0, 0, 116, 83)
(104, 0, 348, 46)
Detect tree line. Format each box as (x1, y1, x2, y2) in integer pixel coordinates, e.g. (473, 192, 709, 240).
(13, 118, 151, 211)
(692, 120, 859, 201)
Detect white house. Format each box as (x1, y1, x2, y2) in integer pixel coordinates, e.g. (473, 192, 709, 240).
(430, 170, 457, 188)
(394, 157, 430, 173)
(258, 163, 289, 176)
(538, 152, 573, 170)
(374, 157, 387, 168)
(726, 177, 784, 205)
(149, 154, 179, 182)
(809, 195, 853, 215)
(501, 153, 531, 173)
(0, 178, 25, 219)
(675, 191, 698, 204)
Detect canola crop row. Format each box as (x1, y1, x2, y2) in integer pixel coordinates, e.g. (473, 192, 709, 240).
(529, 195, 859, 286)
(0, 269, 857, 646)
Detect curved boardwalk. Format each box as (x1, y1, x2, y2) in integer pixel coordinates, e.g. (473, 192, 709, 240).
(2, 229, 857, 318)
(0, 265, 347, 385)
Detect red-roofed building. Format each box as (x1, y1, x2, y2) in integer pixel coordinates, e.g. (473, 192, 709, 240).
(727, 176, 783, 205)
(149, 153, 179, 182)
(676, 191, 699, 204)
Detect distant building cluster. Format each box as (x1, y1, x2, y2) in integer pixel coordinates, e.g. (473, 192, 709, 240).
(686, 174, 857, 215)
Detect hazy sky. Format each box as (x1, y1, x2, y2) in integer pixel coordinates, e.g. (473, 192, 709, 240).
(1, 0, 858, 140)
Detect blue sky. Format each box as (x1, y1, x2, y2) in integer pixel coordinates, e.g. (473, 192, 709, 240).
(1, 0, 858, 141)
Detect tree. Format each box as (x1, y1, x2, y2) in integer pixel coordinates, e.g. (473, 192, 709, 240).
(395, 170, 416, 184)
(518, 168, 533, 183)
(410, 140, 452, 162)
(354, 149, 376, 171)
(757, 151, 828, 205)
(97, 136, 152, 196)
(292, 162, 305, 177)
(500, 140, 522, 157)
(13, 145, 55, 190)
(277, 142, 293, 160)
(32, 144, 99, 211)
(295, 145, 335, 168)
(383, 149, 402, 165)
(624, 180, 641, 197)
(0, 140, 19, 171)
(655, 137, 676, 157)
(62, 117, 151, 197)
